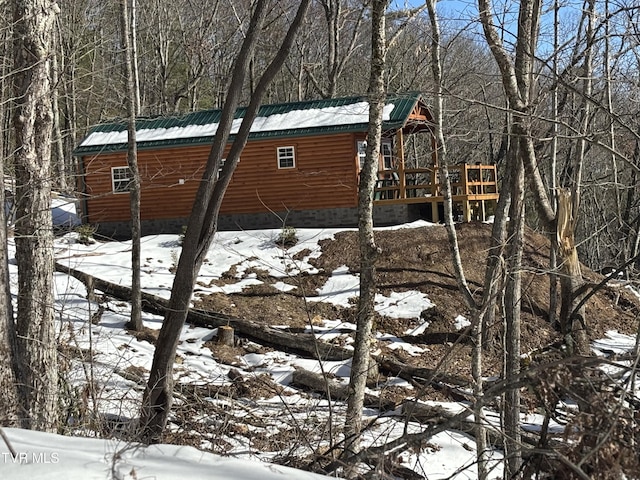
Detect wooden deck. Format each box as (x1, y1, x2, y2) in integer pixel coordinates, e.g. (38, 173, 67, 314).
(374, 163, 499, 222)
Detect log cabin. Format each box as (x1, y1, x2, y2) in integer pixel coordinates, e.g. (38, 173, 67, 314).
(73, 92, 499, 238)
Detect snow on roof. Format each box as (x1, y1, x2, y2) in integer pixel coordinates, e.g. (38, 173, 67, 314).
(79, 101, 396, 148)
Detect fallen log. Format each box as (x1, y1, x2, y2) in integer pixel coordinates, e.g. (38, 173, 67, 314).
(291, 367, 397, 412)
(402, 399, 548, 451)
(377, 356, 470, 388)
(55, 262, 352, 361)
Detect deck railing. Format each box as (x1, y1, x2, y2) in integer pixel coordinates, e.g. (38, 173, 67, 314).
(374, 164, 498, 203)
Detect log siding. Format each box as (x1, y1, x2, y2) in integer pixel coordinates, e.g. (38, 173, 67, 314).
(80, 132, 360, 224)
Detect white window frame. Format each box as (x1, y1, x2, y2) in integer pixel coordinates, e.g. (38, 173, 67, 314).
(382, 141, 394, 170)
(356, 140, 367, 169)
(111, 166, 132, 193)
(277, 146, 296, 169)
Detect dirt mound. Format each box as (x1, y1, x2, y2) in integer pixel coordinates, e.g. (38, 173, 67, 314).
(312, 222, 638, 339)
(196, 222, 640, 378)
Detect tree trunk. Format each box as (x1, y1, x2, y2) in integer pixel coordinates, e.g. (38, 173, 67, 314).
(555, 0, 594, 356)
(557, 189, 589, 354)
(548, 0, 559, 328)
(120, 0, 142, 331)
(12, 0, 59, 431)
(477, 2, 543, 474)
(480, 160, 511, 348)
(139, 2, 269, 442)
(139, 0, 311, 443)
(343, 0, 386, 463)
(130, 0, 141, 115)
(0, 23, 19, 421)
(503, 151, 525, 478)
(424, 2, 488, 477)
(51, 42, 67, 192)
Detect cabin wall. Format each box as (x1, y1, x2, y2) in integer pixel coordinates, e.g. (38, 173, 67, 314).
(79, 132, 361, 234)
(80, 146, 208, 224)
(220, 133, 359, 214)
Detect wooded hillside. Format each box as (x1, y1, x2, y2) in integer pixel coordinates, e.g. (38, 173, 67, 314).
(2, 2, 640, 479)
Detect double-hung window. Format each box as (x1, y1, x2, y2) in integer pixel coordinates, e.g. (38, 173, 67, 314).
(382, 141, 394, 170)
(356, 141, 367, 169)
(111, 166, 132, 193)
(277, 146, 295, 169)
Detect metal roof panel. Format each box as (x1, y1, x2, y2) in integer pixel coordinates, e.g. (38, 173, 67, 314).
(74, 92, 425, 155)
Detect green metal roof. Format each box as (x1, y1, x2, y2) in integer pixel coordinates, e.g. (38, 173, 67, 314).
(74, 92, 427, 155)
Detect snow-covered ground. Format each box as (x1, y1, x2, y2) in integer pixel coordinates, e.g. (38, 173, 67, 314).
(1, 427, 335, 480)
(2, 221, 638, 479)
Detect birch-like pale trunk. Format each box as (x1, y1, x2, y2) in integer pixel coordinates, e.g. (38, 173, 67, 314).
(425, 2, 487, 477)
(343, 0, 387, 463)
(120, 0, 142, 331)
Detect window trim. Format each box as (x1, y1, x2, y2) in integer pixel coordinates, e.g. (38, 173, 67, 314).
(277, 146, 296, 169)
(111, 166, 132, 193)
(381, 141, 394, 170)
(356, 140, 367, 170)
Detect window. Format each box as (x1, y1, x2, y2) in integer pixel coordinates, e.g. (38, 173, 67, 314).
(277, 146, 295, 169)
(382, 141, 394, 170)
(357, 140, 367, 169)
(111, 166, 132, 193)
(218, 159, 226, 180)
(357, 140, 394, 170)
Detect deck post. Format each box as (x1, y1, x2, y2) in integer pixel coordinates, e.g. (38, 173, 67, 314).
(396, 130, 406, 199)
(431, 200, 439, 223)
(463, 200, 471, 222)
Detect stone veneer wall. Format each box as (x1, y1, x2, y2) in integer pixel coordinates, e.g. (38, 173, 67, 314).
(93, 204, 423, 240)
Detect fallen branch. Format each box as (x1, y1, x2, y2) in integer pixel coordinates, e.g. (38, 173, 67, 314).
(377, 356, 470, 387)
(402, 399, 541, 448)
(55, 262, 352, 361)
(291, 367, 397, 411)
(0, 427, 17, 459)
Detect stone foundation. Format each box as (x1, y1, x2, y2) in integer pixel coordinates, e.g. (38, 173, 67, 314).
(92, 204, 425, 240)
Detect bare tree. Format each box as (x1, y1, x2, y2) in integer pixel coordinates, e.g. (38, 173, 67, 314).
(120, 0, 142, 331)
(557, 0, 595, 355)
(139, 0, 311, 443)
(423, 1, 493, 477)
(305, 0, 367, 98)
(343, 0, 387, 464)
(0, 4, 19, 422)
(476, 0, 545, 473)
(12, 0, 59, 431)
(130, 0, 140, 114)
